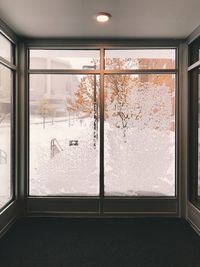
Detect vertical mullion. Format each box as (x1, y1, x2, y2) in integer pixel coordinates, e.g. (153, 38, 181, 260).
(11, 69, 15, 200)
(99, 47, 105, 213)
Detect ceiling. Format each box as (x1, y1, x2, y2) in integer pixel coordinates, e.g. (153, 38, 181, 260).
(0, 0, 200, 39)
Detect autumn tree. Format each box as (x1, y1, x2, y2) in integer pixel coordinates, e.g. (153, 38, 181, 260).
(37, 98, 55, 129)
(69, 58, 173, 139)
(69, 75, 99, 116)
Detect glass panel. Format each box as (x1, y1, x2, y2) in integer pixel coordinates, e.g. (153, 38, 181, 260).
(105, 49, 176, 70)
(29, 74, 99, 196)
(104, 74, 175, 196)
(0, 34, 11, 62)
(0, 64, 12, 208)
(30, 50, 100, 69)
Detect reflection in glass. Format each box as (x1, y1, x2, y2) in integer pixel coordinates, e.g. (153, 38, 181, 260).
(30, 50, 100, 69)
(0, 65, 11, 208)
(0, 34, 11, 62)
(29, 74, 99, 196)
(104, 74, 175, 196)
(105, 49, 176, 70)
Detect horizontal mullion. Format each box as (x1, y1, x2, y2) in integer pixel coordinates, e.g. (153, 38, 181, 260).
(104, 69, 177, 74)
(103, 196, 176, 200)
(0, 56, 16, 70)
(25, 39, 182, 48)
(28, 69, 177, 75)
(188, 60, 200, 71)
(28, 69, 101, 74)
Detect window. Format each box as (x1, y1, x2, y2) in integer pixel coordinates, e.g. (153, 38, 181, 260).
(30, 50, 100, 69)
(0, 34, 12, 63)
(0, 33, 15, 209)
(104, 74, 175, 196)
(29, 47, 177, 200)
(29, 74, 100, 196)
(105, 49, 176, 70)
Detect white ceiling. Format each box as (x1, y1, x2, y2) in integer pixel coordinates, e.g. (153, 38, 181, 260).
(0, 0, 200, 39)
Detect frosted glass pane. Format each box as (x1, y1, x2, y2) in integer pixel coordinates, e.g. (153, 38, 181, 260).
(105, 49, 176, 70)
(30, 50, 100, 69)
(0, 34, 11, 62)
(0, 65, 12, 208)
(104, 74, 175, 196)
(29, 74, 99, 196)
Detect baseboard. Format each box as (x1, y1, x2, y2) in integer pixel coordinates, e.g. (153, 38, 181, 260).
(0, 216, 18, 239)
(187, 202, 200, 236)
(0, 201, 20, 239)
(187, 218, 200, 237)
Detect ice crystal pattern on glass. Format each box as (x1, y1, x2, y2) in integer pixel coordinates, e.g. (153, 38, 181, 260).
(104, 72, 175, 196)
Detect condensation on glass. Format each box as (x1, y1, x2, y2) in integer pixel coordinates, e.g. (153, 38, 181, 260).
(104, 74, 175, 196)
(0, 34, 12, 63)
(0, 65, 12, 208)
(29, 50, 100, 69)
(105, 49, 176, 70)
(29, 74, 100, 196)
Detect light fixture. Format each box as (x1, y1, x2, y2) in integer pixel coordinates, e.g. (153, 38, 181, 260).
(96, 12, 112, 23)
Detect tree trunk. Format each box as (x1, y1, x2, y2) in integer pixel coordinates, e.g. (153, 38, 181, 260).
(43, 116, 45, 129)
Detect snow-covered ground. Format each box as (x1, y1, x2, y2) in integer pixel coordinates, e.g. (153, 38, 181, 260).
(0, 115, 181, 202)
(30, 116, 99, 196)
(30, 115, 176, 196)
(105, 125, 175, 196)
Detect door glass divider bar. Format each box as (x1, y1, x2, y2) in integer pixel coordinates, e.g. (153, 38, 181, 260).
(28, 69, 100, 74)
(188, 60, 200, 71)
(27, 69, 177, 75)
(100, 48, 104, 213)
(104, 69, 177, 74)
(0, 56, 16, 70)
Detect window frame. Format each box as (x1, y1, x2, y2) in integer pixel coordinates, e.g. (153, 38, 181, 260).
(0, 31, 17, 212)
(25, 40, 179, 216)
(188, 36, 200, 210)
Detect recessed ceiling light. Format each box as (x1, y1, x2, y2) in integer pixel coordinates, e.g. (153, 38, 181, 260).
(96, 12, 112, 23)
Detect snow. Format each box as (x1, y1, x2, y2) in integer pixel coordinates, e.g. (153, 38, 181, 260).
(29, 116, 175, 196)
(30, 116, 99, 196)
(105, 123, 175, 196)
